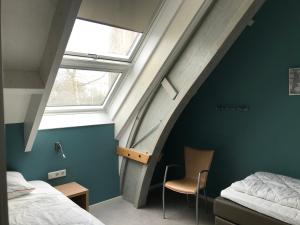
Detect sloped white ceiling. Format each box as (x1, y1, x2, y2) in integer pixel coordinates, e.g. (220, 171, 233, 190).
(2, 0, 58, 124)
(2, 0, 57, 71)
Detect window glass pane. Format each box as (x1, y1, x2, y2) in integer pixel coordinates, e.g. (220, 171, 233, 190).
(66, 19, 142, 59)
(48, 69, 120, 107)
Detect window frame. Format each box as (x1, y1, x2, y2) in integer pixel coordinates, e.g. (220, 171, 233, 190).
(46, 69, 122, 109)
(45, 19, 143, 115)
(64, 18, 143, 63)
(45, 56, 129, 114)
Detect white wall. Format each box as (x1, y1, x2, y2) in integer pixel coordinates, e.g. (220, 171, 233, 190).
(0, 0, 9, 222)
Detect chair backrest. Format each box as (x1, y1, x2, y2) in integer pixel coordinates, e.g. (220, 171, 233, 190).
(184, 147, 214, 184)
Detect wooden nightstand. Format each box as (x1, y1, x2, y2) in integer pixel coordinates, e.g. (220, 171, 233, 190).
(55, 182, 89, 211)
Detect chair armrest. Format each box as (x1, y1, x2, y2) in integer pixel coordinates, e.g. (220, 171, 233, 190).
(199, 170, 209, 175)
(163, 164, 183, 184)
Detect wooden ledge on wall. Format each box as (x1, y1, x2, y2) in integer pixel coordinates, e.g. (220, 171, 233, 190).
(117, 147, 151, 165)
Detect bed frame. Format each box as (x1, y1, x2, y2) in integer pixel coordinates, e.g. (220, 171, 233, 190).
(214, 197, 290, 225)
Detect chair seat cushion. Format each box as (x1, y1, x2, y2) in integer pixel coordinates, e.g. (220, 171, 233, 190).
(165, 178, 204, 194)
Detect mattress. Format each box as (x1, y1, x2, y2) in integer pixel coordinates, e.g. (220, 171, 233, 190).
(8, 181, 104, 225)
(214, 197, 289, 225)
(221, 172, 300, 225)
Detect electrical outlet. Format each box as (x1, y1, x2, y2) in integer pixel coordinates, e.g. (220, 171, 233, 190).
(48, 169, 66, 180)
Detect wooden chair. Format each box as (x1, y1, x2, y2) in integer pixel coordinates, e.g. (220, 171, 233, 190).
(162, 147, 214, 225)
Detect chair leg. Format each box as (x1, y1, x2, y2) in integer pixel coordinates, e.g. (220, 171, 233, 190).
(162, 184, 166, 219)
(203, 188, 208, 213)
(196, 191, 199, 225)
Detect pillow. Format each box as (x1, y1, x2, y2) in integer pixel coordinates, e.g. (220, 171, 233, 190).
(7, 171, 35, 199)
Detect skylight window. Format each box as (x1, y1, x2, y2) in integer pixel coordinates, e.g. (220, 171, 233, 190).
(46, 19, 143, 112)
(48, 68, 120, 107)
(65, 19, 142, 61)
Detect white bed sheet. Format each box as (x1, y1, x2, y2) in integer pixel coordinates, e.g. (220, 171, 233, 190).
(221, 187, 300, 225)
(8, 181, 104, 225)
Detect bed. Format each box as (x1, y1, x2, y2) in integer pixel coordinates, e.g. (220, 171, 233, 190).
(8, 180, 104, 225)
(214, 172, 300, 225)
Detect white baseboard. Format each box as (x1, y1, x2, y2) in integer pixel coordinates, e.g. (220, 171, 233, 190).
(89, 196, 121, 210)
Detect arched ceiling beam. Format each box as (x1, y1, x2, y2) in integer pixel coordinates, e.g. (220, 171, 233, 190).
(111, 0, 213, 139)
(118, 0, 265, 208)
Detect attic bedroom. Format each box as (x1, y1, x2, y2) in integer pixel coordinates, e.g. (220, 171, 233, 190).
(1, 0, 300, 225)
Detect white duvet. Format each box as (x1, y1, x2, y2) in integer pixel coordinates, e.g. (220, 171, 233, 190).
(221, 172, 300, 225)
(8, 181, 104, 225)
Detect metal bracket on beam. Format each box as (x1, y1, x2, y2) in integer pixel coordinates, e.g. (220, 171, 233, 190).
(131, 120, 162, 148)
(161, 78, 178, 100)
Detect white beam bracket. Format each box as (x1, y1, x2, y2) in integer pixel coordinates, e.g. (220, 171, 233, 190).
(161, 78, 178, 100)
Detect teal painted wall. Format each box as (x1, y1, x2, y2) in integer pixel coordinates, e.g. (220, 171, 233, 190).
(6, 123, 119, 204)
(161, 0, 300, 197)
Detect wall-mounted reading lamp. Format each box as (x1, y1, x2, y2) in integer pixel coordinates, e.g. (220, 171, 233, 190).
(54, 142, 66, 159)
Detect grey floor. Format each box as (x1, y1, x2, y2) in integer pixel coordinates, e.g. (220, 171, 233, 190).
(90, 189, 214, 225)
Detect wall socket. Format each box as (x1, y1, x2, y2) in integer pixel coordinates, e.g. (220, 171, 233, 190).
(48, 169, 66, 180)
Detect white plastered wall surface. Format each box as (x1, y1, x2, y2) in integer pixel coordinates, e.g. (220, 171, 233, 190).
(0, 0, 9, 222)
(2, 0, 56, 124)
(2, 0, 83, 153)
